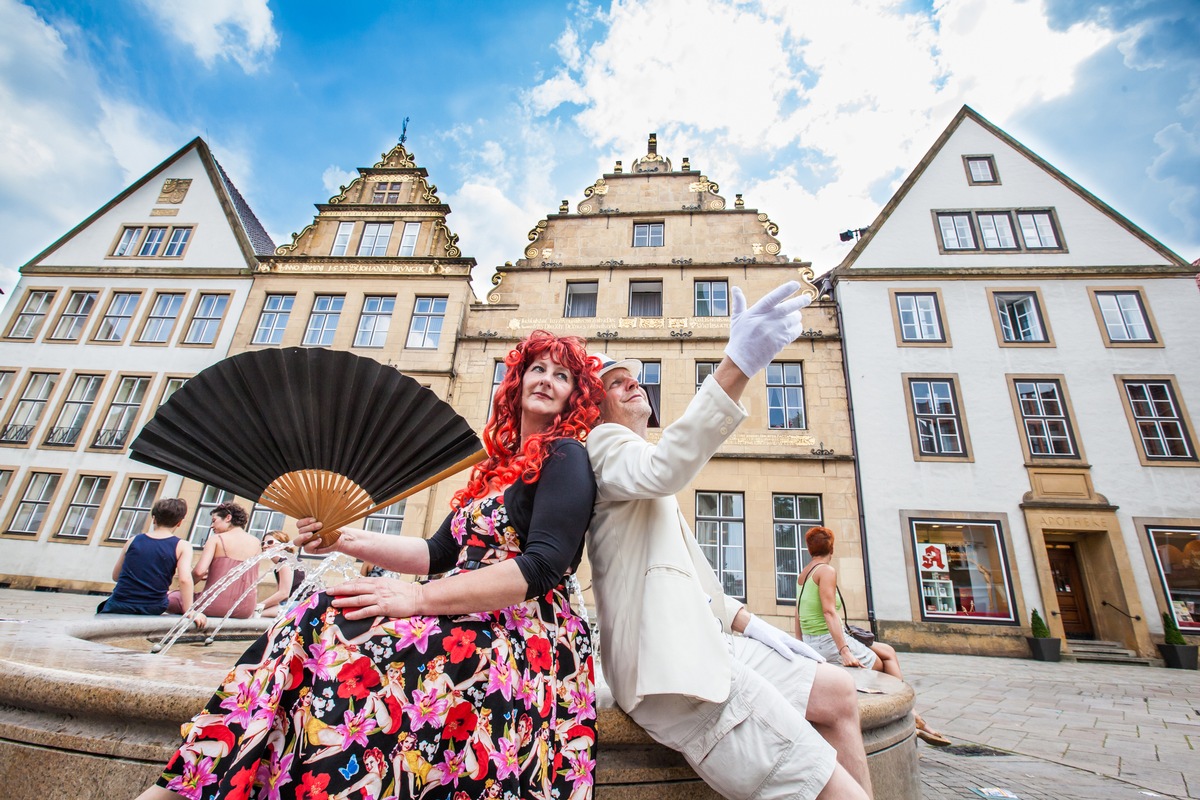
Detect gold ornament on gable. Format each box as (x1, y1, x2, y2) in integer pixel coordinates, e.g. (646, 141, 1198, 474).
(157, 178, 192, 204)
(583, 179, 608, 198)
(375, 143, 416, 169)
(275, 223, 315, 256)
(434, 219, 462, 258)
(527, 220, 548, 243)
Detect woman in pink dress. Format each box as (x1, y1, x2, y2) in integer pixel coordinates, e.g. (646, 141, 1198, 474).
(169, 501, 261, 619)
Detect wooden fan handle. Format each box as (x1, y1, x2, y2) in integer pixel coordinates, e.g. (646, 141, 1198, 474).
(317, 526, 343, 548)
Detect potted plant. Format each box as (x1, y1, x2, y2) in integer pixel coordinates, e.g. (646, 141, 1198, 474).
(1026, 608, 1061, 662)
(1158, 611, 1198, 670)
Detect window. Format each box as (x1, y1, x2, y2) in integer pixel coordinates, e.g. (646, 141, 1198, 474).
(1, 373, 58, 444)
(109, 478, 160, 541)
(50, 291, 97, 341)
(1122, 380, 1195, 461)
(45, 374, 102, 447)
(8, 472, 61, 535)
(1014, 379, 1077, 458)
(964, 156, 998, 184)
(8, 290, 55, 339)
(138, 227, 168, 256)
(189, 486, 234, 544)
(357, 222, 393, 257)
(767, 362, 806, 429)
(253, 294, 294, 345)
(773, 494, 823, 602)
(159, 377, 187, 406)
(696, 361, 719, 393)
(993, 292, 1047, 343)
(163, 227, 192, 257)
(1093, 291, 1155, 344)
(138, 293, 185, 343)
(354, 296, 394, 348)
(696, 491, 745, 600)
(0, 469, 11, 503)
(95, 292, 140, 342)
(372, 182, 407, 204)
(364, 500, 407, 535)
(894, 292, 946, 343)
(489, 362, 507, 412)
(936, 213, 976, 250)
(1017, 211, 1060, 248)
(910, 519, 1015, 622)
(633, 222, 664, 247)
(303, 295, 344, 347)
(629, 281, 662, 317)
(564, 282, 598, 318)
(248, 505, 286, 540)
(113, 227, 143, 256)
(183, 293, 229, 345)
(93, 376, 150, 449)
(331, 222, 355, 256)
(56, 475, 110, 539)
(977, 213, 1018, 250)
(694, 280, 729, 317)
(639, 362, 661, 428)
(908, 378, 967, 457)
(398, 222, 421, 256)
(1148, 526, 1200, 631)
(0, 371, 14, 405)
(406, 297, 447, 349)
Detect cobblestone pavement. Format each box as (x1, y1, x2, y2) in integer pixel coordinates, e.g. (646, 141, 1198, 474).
(3, 589, 1197, 799)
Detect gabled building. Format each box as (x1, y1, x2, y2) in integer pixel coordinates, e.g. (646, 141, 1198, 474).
(197, 140, 478, 546)
(832, 106, 1198, 658)
(460, 136, 866, 627)
(0, 138, 274, 590)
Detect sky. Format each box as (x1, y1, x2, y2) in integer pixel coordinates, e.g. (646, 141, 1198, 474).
(1, 0, 1197, 303)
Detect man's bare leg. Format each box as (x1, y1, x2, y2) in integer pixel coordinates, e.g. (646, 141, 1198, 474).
(817, 764, 871, 800)
(805, 663, 874, 799)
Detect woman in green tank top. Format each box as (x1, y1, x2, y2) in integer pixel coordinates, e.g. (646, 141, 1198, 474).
(795, 526, 951, 746)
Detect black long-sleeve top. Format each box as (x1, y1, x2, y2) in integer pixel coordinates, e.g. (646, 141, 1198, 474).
(426, 438, 596, 599)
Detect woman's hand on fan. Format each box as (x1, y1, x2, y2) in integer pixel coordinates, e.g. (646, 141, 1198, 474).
(295, 517, 342, 555)
(327, 577, 420, 620)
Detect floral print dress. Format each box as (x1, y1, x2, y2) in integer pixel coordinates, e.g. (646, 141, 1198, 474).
(157, 495, 597, 800)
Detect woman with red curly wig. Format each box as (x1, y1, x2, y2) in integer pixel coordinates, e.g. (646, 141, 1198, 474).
(141, 331, 604, 800)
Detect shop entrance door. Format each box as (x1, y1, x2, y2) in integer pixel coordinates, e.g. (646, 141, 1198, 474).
(1047, 543, 1094, 639)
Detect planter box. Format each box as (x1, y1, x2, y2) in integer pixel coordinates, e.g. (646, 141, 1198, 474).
(1158, 643, 1198, 670)
(1026, 636, 1061, 662)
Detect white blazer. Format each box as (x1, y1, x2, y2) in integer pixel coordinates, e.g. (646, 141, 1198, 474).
(587, 376, 748, 711)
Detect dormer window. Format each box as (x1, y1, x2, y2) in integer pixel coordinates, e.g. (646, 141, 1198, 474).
(964, 155, 998, 185)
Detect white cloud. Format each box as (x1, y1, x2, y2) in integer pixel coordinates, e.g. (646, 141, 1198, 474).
(530, 0, 1115, 270)
(0, 0, 187, 295)
(446, 181, 548, 301)
(322, 165, 359, 197)
(134, 0, 279, 73)
(1149, 122, 1200, 239)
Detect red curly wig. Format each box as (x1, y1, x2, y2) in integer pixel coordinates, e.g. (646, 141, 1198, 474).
(452, 331, 603, 508)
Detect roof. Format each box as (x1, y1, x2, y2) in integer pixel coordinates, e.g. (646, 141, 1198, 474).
(213, 157, 276, 255)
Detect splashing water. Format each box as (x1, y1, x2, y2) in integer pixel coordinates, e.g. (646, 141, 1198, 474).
(152, 543, 359, 655)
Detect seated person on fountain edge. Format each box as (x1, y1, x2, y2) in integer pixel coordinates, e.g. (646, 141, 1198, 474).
(100, 498, 207, 630)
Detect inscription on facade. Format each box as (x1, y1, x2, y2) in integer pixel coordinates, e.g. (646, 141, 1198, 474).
(272, 263, 450, 275)
(150, 208, 179, 216)
(505, 316, 728, 331)
(1038, 515, 1105, 529)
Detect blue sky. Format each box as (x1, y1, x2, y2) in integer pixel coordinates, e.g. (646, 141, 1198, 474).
(2, 0, 1197, 302)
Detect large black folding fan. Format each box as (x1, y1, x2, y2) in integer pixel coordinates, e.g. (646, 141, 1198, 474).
(130, 348, 485, 545)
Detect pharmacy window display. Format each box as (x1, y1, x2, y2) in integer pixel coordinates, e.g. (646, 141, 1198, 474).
(1148, 526, 1200, 631)
(911, 519, 1016, 622)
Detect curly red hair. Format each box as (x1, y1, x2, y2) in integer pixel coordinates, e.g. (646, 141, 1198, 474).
(452, 331, 603, 508)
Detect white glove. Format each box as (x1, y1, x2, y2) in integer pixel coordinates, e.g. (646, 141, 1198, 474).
(743, 614, 827, 663)
(725, 281, 812, 378)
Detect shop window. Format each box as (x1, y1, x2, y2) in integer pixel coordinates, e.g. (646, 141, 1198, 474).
(696, 491, 745, 601)
(910, 519, 1015, 622)
(772, 494, 823, 602)
(1149, 526, 1200, 631)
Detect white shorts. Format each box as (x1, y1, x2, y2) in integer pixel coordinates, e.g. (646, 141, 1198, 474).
(801, 631, 879, 670)
(630, 635, 838, 800)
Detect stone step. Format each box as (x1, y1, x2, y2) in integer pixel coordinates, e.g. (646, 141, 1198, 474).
(1070, 653, 1156, 666)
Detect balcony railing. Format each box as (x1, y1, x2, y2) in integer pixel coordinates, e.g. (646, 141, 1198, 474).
(44, 426, 82, 446)
(0, 424, 34, 444)
(92, 428, 131, 449)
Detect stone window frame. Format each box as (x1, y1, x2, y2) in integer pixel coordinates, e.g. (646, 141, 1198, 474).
(901, 373, 974, 462)
(405, 296, 448, 350)
(985, 287, 1056, 348)
(962, 154, 1000, 185)
(85, 373, 153, 454)
(46, 289, 99, 343)
(48, 471, 117, 544)
(3, 287, 58, 341)
(695, 490, 747, 602)
(0, 370, 62, 450)
(564, 281, 598, 319)
(103, 475, 164, 544)
(1132, 516, 1200, 633)
(303, 294, 345, 347)
(42, 370, 108, 450)
(632, 221, 664, 248)
(252, 293, 296, 346)
(889, 289, 951, 347)
(179, 291, 232, 348)
(354, 295, 396, 349)
(1114, 375, 1198, 467)
(772, 492, 824, 605)
(1, 468, 67, 539)
(693, 279, 730, 317)
(1006, 374, 1087, 464)
(133, 291, 189, 347)
(88, 290, 144, 345)
(1086, 287, 1163, 349)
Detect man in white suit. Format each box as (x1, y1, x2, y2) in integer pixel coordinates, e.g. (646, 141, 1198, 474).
(587, 281, 873, 800)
